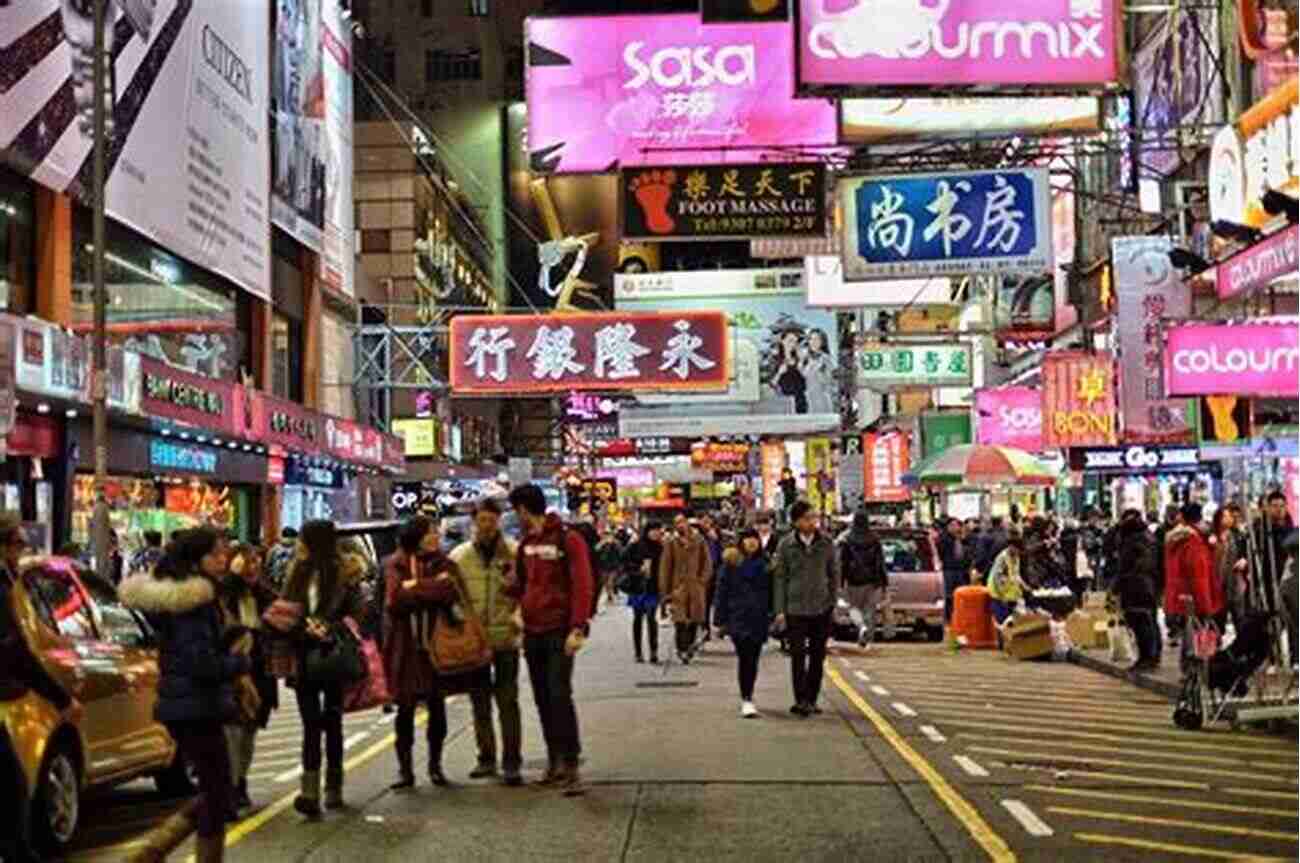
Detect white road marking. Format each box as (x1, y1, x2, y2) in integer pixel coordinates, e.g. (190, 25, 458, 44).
(870, 685, 890, 697)
(855, 671, 871, 682)
(892, 702, 917, 717)
(273, 766, 303, 784)
(1001, 799, 1054, 837)
(343, 732, 370, 750)
(954, 755, 989, 777)
(920, 725, 947, 744)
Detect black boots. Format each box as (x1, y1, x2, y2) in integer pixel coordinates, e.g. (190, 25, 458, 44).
(391, 747, 415, 790)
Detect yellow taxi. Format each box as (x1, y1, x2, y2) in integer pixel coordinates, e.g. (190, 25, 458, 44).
(2, 557, 188, 856)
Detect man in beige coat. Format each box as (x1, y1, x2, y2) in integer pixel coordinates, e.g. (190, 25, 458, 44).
(659, 514, 713, 664)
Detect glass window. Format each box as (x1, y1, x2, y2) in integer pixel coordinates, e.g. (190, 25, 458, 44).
(81, 575, 150, 647)
(881, 536, 935, 573)
(71, 210, 241, 380)
(272, 312, 303, 401)
(0, 167, 34, 315)
(24, 569, 97, 641)
(426, 50, 481, 83)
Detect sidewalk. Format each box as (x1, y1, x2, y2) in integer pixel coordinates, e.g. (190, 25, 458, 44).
(1068, 646, 1182, 699)
(224, 605, 980, 862)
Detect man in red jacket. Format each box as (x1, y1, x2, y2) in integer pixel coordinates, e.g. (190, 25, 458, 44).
(507, 483, 594, 797)
(1164, 502, 1225, 638)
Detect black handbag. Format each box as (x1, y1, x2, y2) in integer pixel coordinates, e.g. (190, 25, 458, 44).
(302, 620, 366, 685)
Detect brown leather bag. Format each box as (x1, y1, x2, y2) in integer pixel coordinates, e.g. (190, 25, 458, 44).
(426, 564, 492, 675)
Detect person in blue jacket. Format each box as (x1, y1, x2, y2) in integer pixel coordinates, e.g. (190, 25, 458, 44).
(714, 529, 773, 719)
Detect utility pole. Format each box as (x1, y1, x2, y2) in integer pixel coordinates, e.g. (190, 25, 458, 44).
(92, 0, 110, 583)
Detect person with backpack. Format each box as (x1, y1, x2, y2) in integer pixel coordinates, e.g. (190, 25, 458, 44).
(839, 511, 887, 650)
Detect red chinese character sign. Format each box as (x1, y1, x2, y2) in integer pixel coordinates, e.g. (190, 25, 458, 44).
(1041, 351, 1119, 450)
(449, 312, 730, 395)
(863, 431, 911, 503)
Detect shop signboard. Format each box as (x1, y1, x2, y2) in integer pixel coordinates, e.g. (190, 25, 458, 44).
(524, 15, 836, 173)
(263, 396, 321, 454)
(862, 431, 910, 503)
(840, 97, 1100, 144)
(267, 457, 286, 485)
(621, 163, 827, 241)
(921, 411, 971, 458)
(451, 312, 730, 396)
(324, 417, 384, 465)
(617, 286, 840, 437)
(1164, 321, 1299, 399)
(1209, 78, 1298, 228)
(691, 442, 751, 473)
(285, 460, 348, 488)
(974, 387, 1043, 452)
(231, 385, 267, 442)
(804, 255, 954, 305)
(392, 418, 439, 457)
(149, 440, 218, 474)
(1069, 444, 1203, 475)
(858, 342, 972, 389)
(760, 441, 785, 510)
(11, 318, 88, 404)
(0, 1, 272, 300)
(564, 392, 619, 423)
(595, 467, 656, 489)
(1111, 236, 1192, 442)
(840, 168, 1053, 280)
(1215, 225, 1300, 302)
(140, 359, 234, 434)
(593, 437, 694, 457)
(1041, 351, 1118, 450)
(797, 0, 1121, 89)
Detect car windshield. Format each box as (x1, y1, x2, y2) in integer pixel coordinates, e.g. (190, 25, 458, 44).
(881, 536, 935, 573)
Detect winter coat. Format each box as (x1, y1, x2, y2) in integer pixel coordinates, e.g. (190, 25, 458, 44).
(450, 534, 521, 652)
(1212, 530, 1248, 619)
(624, 534, 662, 597)
(1253, 516, 1296, 608)
(506, 514, 595, 636)
(1113, 531, 1157, 611)
(381, 550, 458, 703)
(771, 530, 840, 618)
(936, 531, 969, 575)
(714, 549, 772, 644)
(840, 530, 887, 588)
(986, 549, 1024, 604)
(1164, 524, 1224, 617)
(659, 531, 714, 625)
(218, 576, 279, 727)
(281, 555, 365, 624)
(120, 570, 250, 724)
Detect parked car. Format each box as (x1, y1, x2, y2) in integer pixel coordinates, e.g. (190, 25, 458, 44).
(830, 529, 944, 643)
(2, 557, 188, 856)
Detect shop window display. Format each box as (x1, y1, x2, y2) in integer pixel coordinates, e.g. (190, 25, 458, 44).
(71, 475, 242, 559)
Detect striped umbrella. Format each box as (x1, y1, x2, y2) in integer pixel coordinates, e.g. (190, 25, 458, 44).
(902, 444, 1057, 488)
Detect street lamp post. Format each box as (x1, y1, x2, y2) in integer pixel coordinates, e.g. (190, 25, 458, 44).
(91, 0, 110, 582)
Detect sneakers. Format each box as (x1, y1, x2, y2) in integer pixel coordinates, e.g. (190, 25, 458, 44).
(740, 701, 760, 719)
(558, 764, 586, 797)
(533, 761, 564, 789)
(503, 768, 524, 787)
(469, 762, 497, 779)
(790, 703, 809, 717)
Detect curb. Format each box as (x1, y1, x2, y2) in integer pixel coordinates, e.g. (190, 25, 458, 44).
(1067, 649, 1182, 700)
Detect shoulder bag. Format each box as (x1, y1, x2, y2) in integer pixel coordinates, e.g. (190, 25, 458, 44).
(426, 565, 493, 676)
(303, 619, 366, 685)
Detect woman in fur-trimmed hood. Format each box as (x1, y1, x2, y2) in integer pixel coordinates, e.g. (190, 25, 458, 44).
(119, 526, 247, 863)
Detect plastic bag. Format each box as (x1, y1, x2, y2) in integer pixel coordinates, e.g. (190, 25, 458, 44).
(1108, 622, 1136, 666)
(342, 617, 391, 713)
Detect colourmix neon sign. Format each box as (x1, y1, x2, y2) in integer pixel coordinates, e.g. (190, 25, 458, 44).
(1164, 321, 1300, 398)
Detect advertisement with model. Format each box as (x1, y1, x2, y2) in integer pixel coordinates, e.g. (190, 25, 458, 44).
(524, 14, 837, 173)
(0, 0, 272, 299)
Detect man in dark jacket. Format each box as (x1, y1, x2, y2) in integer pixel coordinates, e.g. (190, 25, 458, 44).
(1113, 512, 1160, 670)
(772, 501, 840, 716)
(1253, 491, 1297, 657)
(840, 511, 887, 649)
(936, 517, 969, 626)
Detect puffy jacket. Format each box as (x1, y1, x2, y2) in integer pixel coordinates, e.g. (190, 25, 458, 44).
(450, 534, 521, 651)
(714, 549, 772, 644)
(1113, 532, 1157, 611)
(1163, 524, 1223, 617)
(120, 571, 250, 724)
(840, 533, 886, 588)
(772, 531, 840, 618)
(624, 534, 662, 596)
(507, 514, 594, 635)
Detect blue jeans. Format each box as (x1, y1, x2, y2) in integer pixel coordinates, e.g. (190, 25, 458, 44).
(990, 599, 1016, 625)
(943, 570, 968, 624)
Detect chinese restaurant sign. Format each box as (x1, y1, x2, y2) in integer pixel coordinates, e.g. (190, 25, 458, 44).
(691, 442, 751, 473)
(324, 418, 385, 466)
(450, 312, 730, 395)
(621, 163, 826, 241)
(797, 0, 1121, 89)
(858, 342, 972, 389)
(841, 168, 1053, 280)
(863, 431, 911, 503)
(524, 15, 836, 173)
(1041, 351, 1118, 449)
(1111, 236, 1192, 443)
(975, 387, 1043, 452)
(1164, 321, 1299, 399)
(1216, 224, 1299, 301)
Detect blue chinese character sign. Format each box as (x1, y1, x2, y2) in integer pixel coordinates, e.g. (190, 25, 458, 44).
(840, 168, 1053, 280)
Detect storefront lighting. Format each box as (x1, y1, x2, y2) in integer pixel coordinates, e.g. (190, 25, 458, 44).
(0, 202, 18, 218)
(65, 409, 77, 419)
(242, 444, 252, 451)
(210, 439, 221, 447)
(36, 404, 49, 414)
(179, 432, 190, 440)
(160, 428, 171, 435)
(196, 436, 207, 444)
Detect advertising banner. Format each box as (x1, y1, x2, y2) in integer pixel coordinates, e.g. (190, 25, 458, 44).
(760, 441, 785, 510)
(0, 1, 272, 299)
(858, 342, 972, 389)
(140, 359, 235, 435)
(1041, 351, 1118, 450)
(450, 312, 730, 395)
(263, 396, 322, 455)
(323, 417, 384, 465)
(840, 97, 1100, 144)
(1069, 444, 1203, 475)
(691, 442, 751, 473)
(1216, 225, 1300, 301)
(1209, 79, 1297, 228)
(392, 418, 439, 457)
(1164, 321, 1299, 398)
(863, 431, 911, 503)
(617, 280, 842, 437)
(804, 255, 953, 306)
(974, 387, 1043, 452)
(1111, 236, 1192, 442)
(841, 168, 1053, 280)
(797, 0, 1121, 89)
(524, 15, 837, 173)
(13, 318, 88, 404)
(318, 0, 354, 297)
(621, 163, 827, 241)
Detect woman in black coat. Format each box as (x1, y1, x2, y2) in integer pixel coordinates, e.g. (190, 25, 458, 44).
(120, 527, 247, 863)
(625, 523, 664, 664)
(714, 530, 772, 718)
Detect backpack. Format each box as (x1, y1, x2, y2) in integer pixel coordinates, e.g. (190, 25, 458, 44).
(842, 539, 884, 587)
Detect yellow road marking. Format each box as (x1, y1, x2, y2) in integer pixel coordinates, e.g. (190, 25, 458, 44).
(967, 746, 1299, 785)
(1222, 788, 1300, 801)
(825, 665, 1016, 863)
(1047, 806, 1298, 841)
(1022, 784, 1296, 819)
(949, 725, 1297, 758)
(1073, 832, 1292, 861)
(897, 693, 1172, 726)
(968, 734, 1297, 770)
(918, 710, 1297, 750)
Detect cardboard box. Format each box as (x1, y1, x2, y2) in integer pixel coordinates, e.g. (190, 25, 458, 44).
(1066, 610, 1113, 649)
(1003, 613, 1054, 660)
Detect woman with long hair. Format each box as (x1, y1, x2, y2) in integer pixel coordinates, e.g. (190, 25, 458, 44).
(1211, 505, 1247, 631)
(626, 523, 664, 664)
(801, 328, 836, 415)
(120, 528, 245, 862)
(281, 520, 363, 817)
(714, 530, 772, 718)
(773, 328, 808, 414)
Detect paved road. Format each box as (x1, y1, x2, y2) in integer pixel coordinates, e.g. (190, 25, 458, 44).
(60, 607, 1298, 862)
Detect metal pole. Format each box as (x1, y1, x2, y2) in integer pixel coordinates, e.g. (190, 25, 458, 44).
(92, 0, 110, 583)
